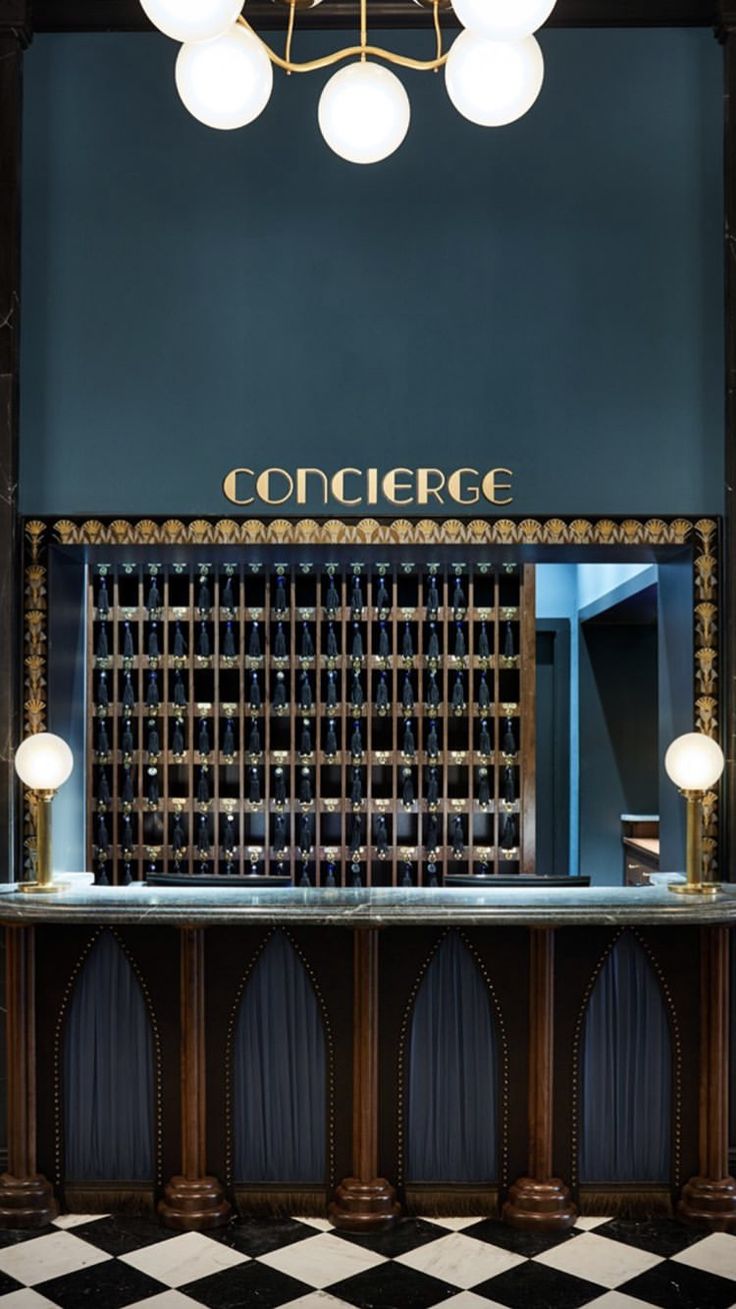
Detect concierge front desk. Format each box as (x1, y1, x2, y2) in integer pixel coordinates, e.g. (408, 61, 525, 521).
(0, 885, 734, 1235)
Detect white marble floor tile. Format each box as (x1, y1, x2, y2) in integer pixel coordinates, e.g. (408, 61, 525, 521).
(437, 1294, 508, 1308)
(279, 1294, 363, 1309)
(574, 1217, 615, 1231)
(125, 1293, 205, 1309)
(51, 1213, 109, 1230)
(422, 1217, 487, 1231)
(580, 1294, 662, 1309)
(670, 1232, 736, 1279)
(0, 1293, 60, 1308)
(258, 1232, 386, 1289)
(534, 1232, 662, 1289)
(0, 1232, 110, 1287)
(396, 1232, 525, 1287)
(295, 1218, 334, 1232)
(121, 1230, 248, 1288)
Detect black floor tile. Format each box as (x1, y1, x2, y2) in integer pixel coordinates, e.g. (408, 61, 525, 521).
(328, 1260, 459, 1309)
(0, 1270, 24, 1295)
(592, 1218, 714, 1259)
(37, 1258, 166, 1309)
(620, 1259, 736, 1309)
(183, 1259, 311, 1308)
(334, 1217, 447, 1259)
(211, 1216, 319, 1258)
(473, 1259, 604, 1308)
(463, 1216, 582, 1259)
(71, 1214, 181, 1257)
(0, 1225, 56, 1249)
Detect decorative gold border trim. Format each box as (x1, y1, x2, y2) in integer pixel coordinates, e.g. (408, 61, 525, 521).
(21, 515, 721, 875)
(570, 928, 683, 1196)
(51, 514, 699, 548)
(52, 927, 164, 1192)
(396, 927, 510, 1195)
(223, 928, 336, 1193)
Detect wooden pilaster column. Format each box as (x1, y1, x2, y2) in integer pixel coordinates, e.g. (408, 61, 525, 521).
(677, 925, 736, 1229)
(329, 929, 400, 1231)
(504, 928, 576, 1230)
(0, 927, 57, 1226)
(159, 929, 230, 1230)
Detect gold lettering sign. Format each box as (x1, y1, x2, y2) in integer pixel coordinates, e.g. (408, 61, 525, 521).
(222, 466, 514, 509)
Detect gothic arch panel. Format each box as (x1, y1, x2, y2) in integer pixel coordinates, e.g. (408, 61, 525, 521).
(405, 931, 500, 1183)
(61, 931, 156, 1181)
(579, 932, 673, 1183)
(231, 931, 328, 1183)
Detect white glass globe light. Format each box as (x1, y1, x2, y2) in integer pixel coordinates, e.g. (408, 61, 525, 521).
(15, 734, 74, 792)
(176, 26, 273, 130)
(140, 0, 243, 44)
(445, 31, 544, 127)
(664, 733, 725, 792)
(318, 62, 410, 165)
(452, 0, 556, 41)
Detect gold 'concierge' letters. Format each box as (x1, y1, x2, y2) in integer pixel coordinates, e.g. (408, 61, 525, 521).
(222, 466, 514, 508)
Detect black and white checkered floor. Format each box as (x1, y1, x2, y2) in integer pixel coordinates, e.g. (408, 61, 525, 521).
(0, 1212, 733, 1309)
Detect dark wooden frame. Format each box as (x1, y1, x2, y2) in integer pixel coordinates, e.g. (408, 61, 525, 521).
(78, 550, 534, 886)
(20, 515, 722, 884)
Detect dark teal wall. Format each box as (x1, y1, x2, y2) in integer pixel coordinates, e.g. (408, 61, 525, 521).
(19, 28, 722, 517)
(579, 621, 659, 886)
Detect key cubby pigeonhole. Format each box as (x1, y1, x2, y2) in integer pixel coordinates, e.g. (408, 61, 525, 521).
(88, 553, 535, 886)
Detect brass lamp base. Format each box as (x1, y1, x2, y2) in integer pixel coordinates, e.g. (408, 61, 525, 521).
(19, 881, 68, 895)
(669, 881, 720, 897)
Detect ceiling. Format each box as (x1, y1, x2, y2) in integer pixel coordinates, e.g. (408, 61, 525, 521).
(30, 0, 717, 33)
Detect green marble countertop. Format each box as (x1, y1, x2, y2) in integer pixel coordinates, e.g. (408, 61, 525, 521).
(0, 882, 734, 927)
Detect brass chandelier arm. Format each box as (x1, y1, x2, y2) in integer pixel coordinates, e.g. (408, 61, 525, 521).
(237, 11, 449, 71)
(433, 0, 443, 63)
(285, 0, 296, 66)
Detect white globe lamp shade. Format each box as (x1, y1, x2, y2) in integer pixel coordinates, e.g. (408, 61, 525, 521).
(452, 0, 556, 40)
(140, 0, 243, 44)
(176, 26, 273, 130)
(664, 733, 725, 792)
(318, 62, 410, 165)
(15, 734, 74, 792)
(445, 31, 544, 127)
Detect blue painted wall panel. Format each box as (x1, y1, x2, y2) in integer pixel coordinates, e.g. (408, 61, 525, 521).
(19, 30, 722, 517)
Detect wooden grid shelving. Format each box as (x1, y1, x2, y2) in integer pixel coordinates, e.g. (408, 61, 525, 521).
(87, 556, 535, 886)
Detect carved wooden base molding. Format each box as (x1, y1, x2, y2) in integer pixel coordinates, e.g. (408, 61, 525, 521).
(677, 1176, 736, 1231)
(503, 1177, 576, 1231)
(0, 1173, 58, 1228)
(158, 1176, 231, 1231)
(329, 1177, 400, 1232)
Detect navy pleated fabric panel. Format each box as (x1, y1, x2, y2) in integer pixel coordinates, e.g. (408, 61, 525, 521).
(233, 932, 326, 1182)
(407, 932, 498, 1182)
(63, 931, 154, 1180)
(580, 932, 671, 1182)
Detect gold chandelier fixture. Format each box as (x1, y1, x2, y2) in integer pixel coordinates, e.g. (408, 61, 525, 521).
(140, 0, 558, 163)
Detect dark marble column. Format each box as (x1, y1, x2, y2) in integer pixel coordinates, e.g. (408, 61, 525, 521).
(330, 928, 400, 1231)
(504, 928, 576, 1230)
(159, 929, 231, 1230)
